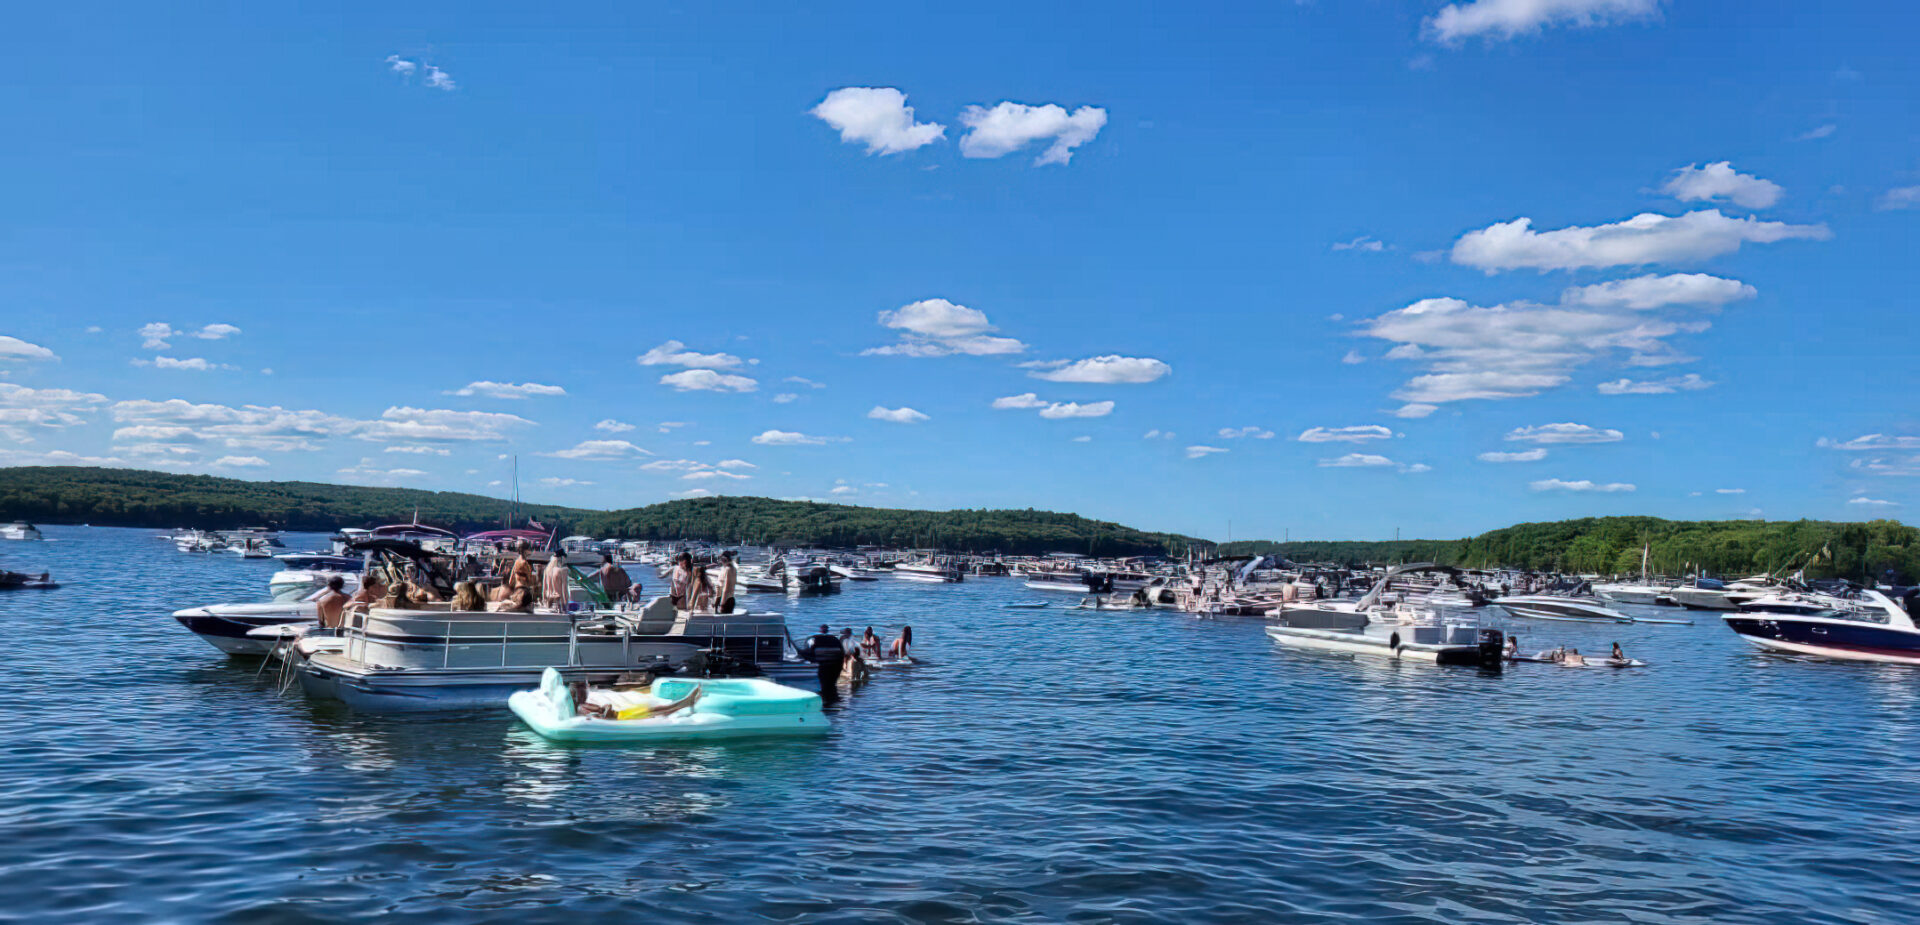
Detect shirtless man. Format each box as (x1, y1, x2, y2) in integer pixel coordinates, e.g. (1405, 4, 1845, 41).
(716, 551, 738, 614)
(315, 575, 350, 629)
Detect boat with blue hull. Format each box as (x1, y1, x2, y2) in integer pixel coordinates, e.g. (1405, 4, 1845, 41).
(1722, 589, 1920, 665)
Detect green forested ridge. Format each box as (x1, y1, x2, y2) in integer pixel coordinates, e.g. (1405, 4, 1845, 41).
(0, 467, 590, 533)
(575, 496, 1203, 557)
(2, 467, 1912, 579)
(1221, 516, 1920, 582)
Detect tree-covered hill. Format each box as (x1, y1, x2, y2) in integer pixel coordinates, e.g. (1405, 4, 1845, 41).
(1220, 516, 1920, 583)
(0, 466, 589, 533)
(576, 495, 1204, 557)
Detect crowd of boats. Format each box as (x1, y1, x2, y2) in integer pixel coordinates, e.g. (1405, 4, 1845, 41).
(9, 516, 1920, 739)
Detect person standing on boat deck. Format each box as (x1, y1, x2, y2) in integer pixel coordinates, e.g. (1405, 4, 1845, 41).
(542, 551, 570, 611)
(316, 575, 349, 629)
(716, 551, 738, 614)
(596, 554, 632, 603)
(799, 624, 845, 699)
(669, 552, 693, 610)
(687, 564, 714, 613)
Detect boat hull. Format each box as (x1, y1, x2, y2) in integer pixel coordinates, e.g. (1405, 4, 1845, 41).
(174, 604, 318, 655)
(1722, 616, 1920, 666)
(1496, 597, 1633, 623)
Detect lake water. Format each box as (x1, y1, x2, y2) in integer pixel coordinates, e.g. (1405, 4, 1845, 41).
(2, 526, 1916, 923)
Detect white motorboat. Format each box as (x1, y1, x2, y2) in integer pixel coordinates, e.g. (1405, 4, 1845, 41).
(173, 602, 320, 654)
(268, 569, 361, 603)
(1495, 594, 1635, 623)
(1, 521, 43, 541)
(1723, 589, 1920, 665)
(1670, 576, 1778, 611)
(895, 558, 964, 583)
(1265, 564, 1506, 668)
(1594, 583, 1671, 606)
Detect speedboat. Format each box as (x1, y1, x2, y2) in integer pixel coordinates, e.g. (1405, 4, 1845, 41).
(1495, 594, 1635, 623)
(275, 552, 364, 571)
(895, 558, 965, 583)
(509, 669, 829, 742)
(173, 601, 320, 654)
(1, 521, 42, 541)
(1671, 576, 1777, 611)
(1722, 589, 1920, 665)
(269, 569, 361, 602)
(1593, 582, 1671, 606)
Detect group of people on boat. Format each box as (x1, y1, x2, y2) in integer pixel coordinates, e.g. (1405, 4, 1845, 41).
(667, 551, 738, 614)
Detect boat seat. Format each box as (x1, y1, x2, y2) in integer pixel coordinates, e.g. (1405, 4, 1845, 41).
(623, 596, 681, 635)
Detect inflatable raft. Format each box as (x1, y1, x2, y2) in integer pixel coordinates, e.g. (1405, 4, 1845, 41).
(509, 669, 830, 742)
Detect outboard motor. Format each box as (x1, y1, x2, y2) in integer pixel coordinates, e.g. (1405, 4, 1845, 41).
(1476, 628, 1505, 671)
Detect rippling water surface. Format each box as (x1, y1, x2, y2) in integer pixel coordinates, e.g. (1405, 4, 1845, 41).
(3, 526, 1917, 923)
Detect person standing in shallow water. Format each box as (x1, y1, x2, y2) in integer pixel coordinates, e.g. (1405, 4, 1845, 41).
(800, 624, 845, 701)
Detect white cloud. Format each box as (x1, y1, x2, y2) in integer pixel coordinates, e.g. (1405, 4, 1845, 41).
(337, 459, 430, 484)
(810, 87, 946, 156)
(1851, 456, 1920, 477)
(150, 357, 216, 371)
(683, 469, 750, 481)
(1560, 273, 1756, 311)
(1029, 355, 1171, 384)
(992, 392, 1048, 410)
(671, 488, 715, 498)
(538, 477, 593, 487)
(1451, 210, 1829, 273)
(449, 381, 565, 399)
(1342, 350, 1367, 365)
(1186, 445, 1228, 459)
(111, 398, 368, 451)
(1506, 423, 1623, 444)
(1596, 373, 1713, 394)
(385, 54, 417, 76)
(641, 459, 707, 472)
(1364, 293, 1724, 405)
(785, 376, 826, 389)
(1038, 401, 1114, 419)
(384, 445, 450, 456)
(212, 455, 268, 468)
(717, 459, 756, 469)
(0, 384, 108, 431)
(1219, 426, 1276, 440)
(1849, 496, 1900, 507)
(659, 369, 758, 392)
(1819, 434, 1920, 451)
(138, 322, 240, 351)
(1425, 0, 1660, 44)
(1143, 429, 1175, 440)
(1796, 124, 1837, 141)
(1332, 236, 1386, 252)
(1479, 449, 1547, 463)
(1878, 186, 1920, 211)
(1319, 453, 1394, 468)
(868, 405, 930, 424)
(1393, 403, 1439, 419)
(958, 102, 1107, 165)
(772, 393, 799, 403)
(1716, 488, 1746, 495)
(0, 448, 126, 467)
(1530, 478, 1636, 492)
(830, 485, 858, 495)
(752, 429, 842, 446)
(1661, 162, 1783, 210)
(360, 407, 534, 443)
(424, 66, 456, 91)
(1071, 435, 1092, 443)
(1297, 425, 1392, 443)
(594, 419, 635, 433)
(866, 298, 1026, 357)
(545, 439, 651, 460)
(638, 340, 743, 369)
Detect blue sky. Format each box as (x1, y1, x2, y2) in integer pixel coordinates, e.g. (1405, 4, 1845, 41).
(2, 0, 1916, 541)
